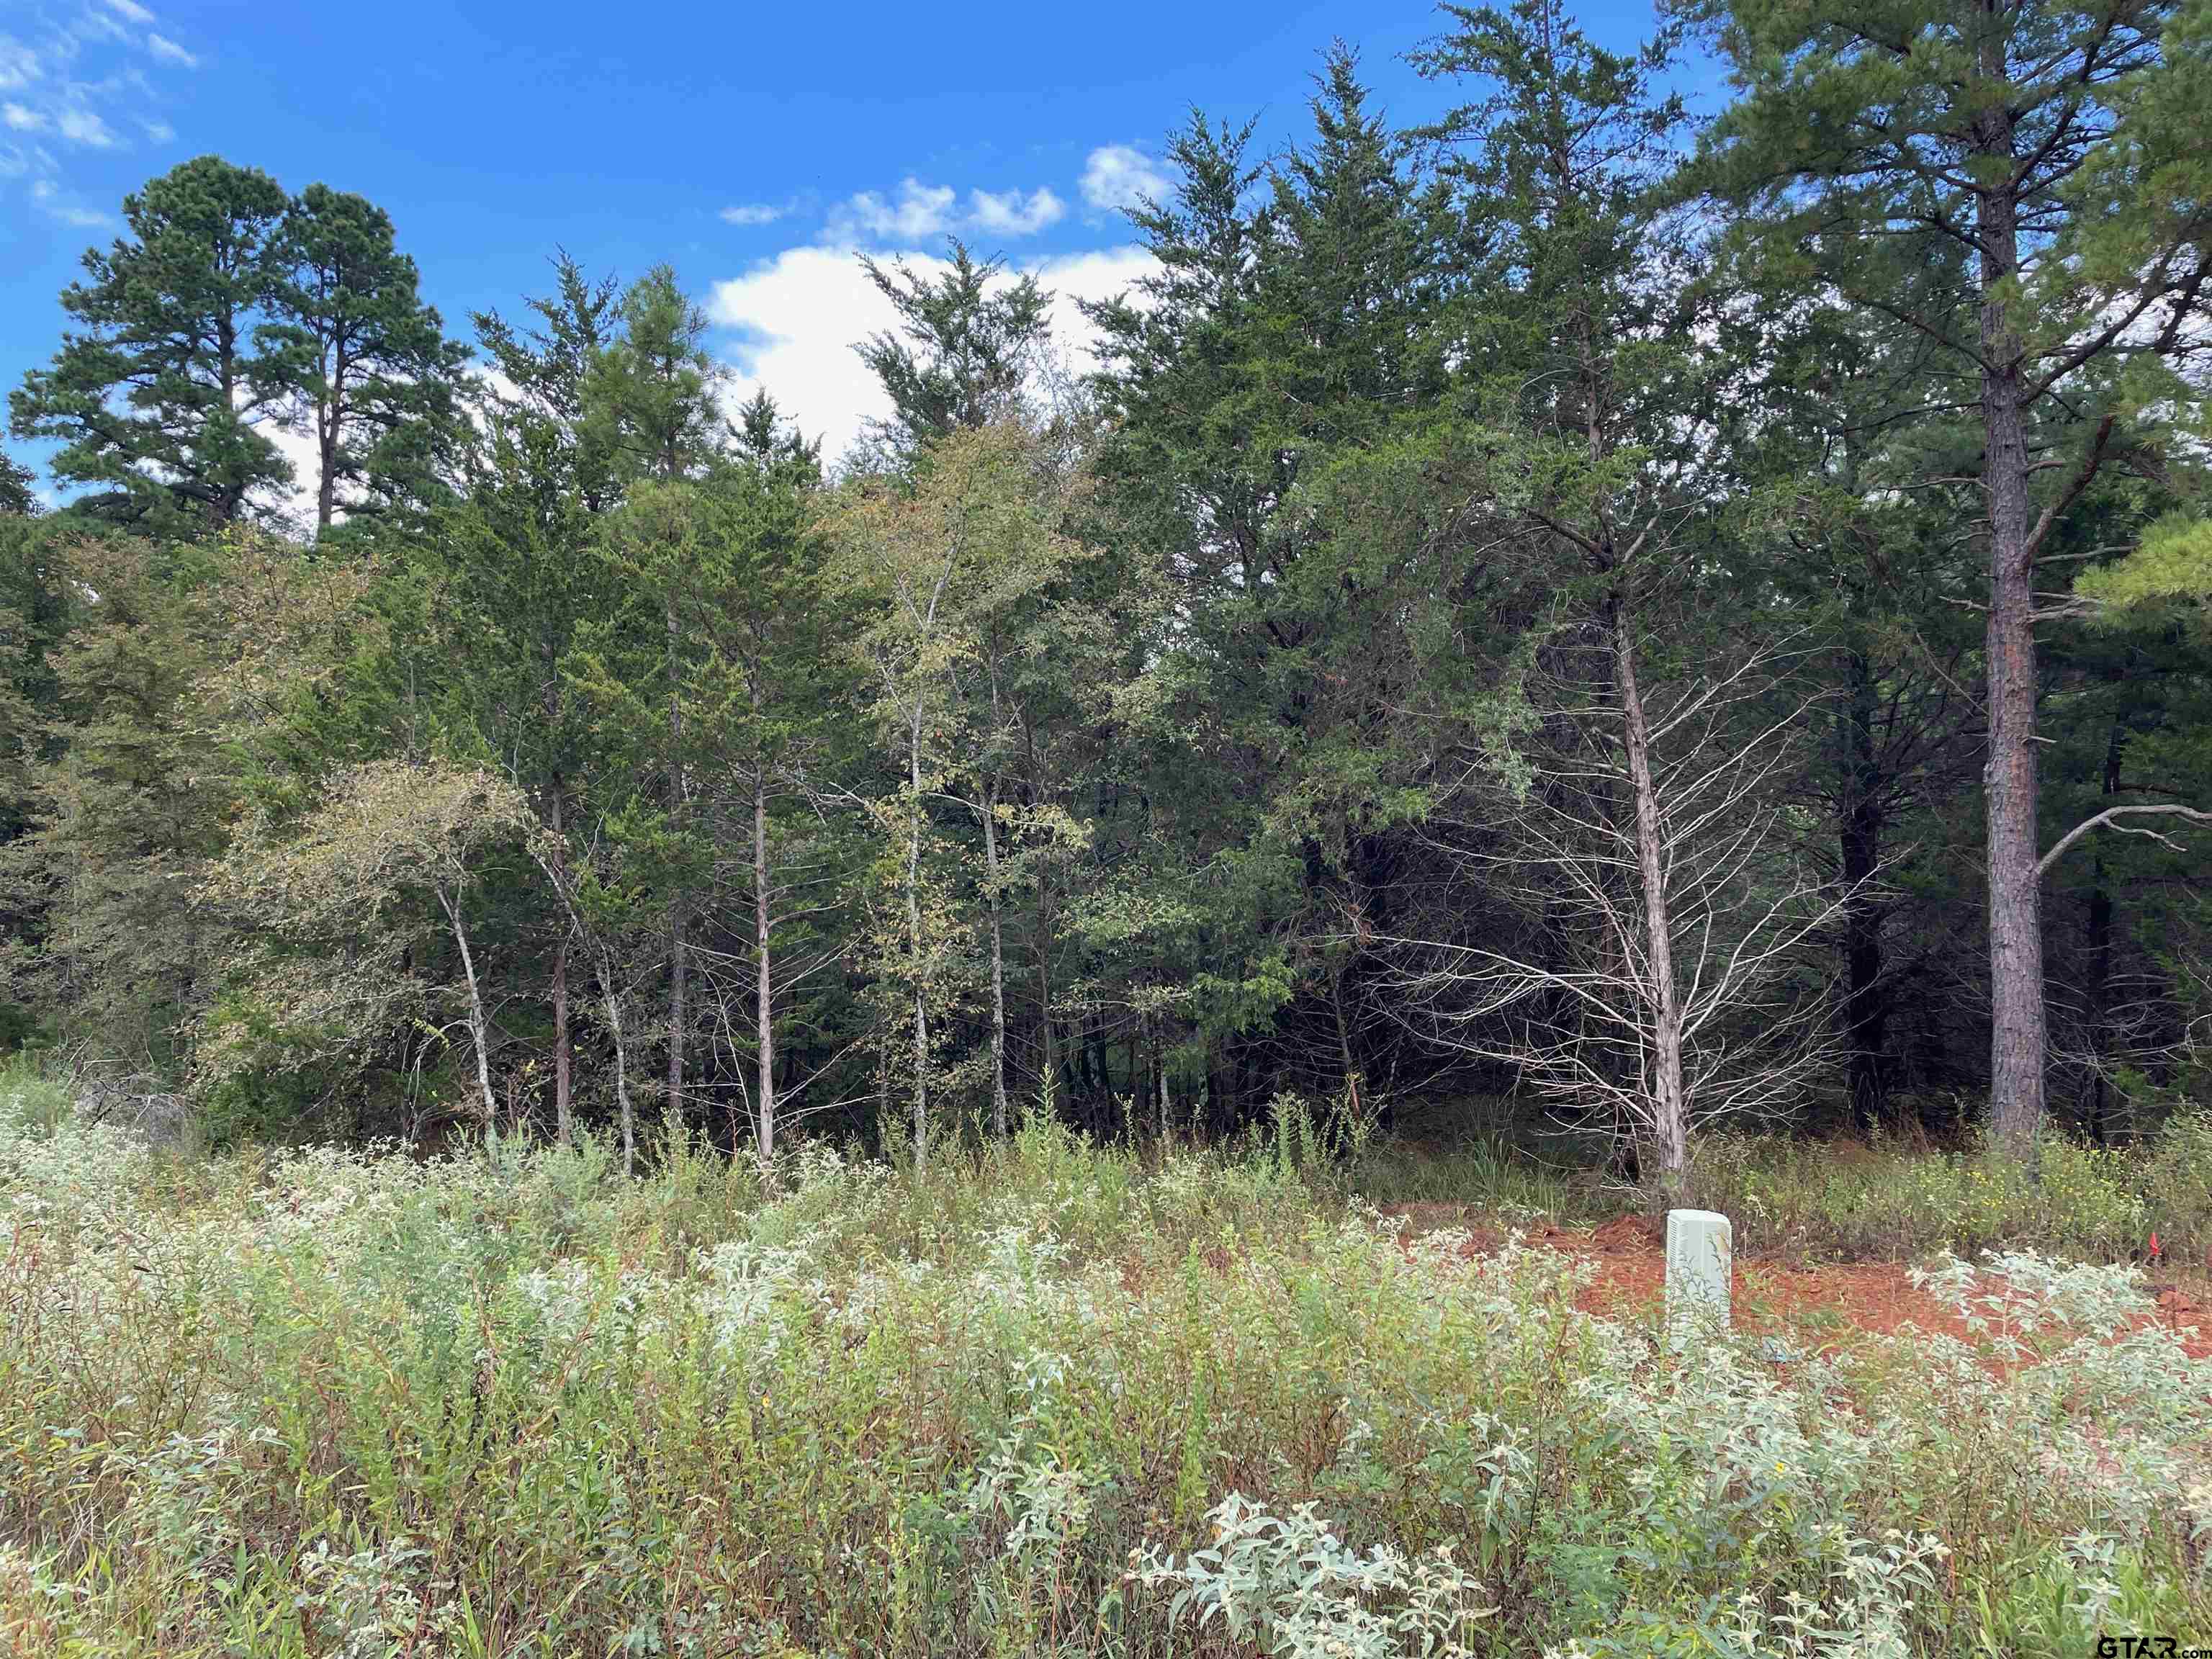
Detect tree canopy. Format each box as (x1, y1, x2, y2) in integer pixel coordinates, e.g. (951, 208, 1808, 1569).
(3, 14, 2208, 1171)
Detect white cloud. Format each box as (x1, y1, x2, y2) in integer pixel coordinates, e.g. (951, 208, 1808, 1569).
(1079, 144, 1171, 215)
(720, 201, 786, 227)
(0, 37, 39, 91)
(55, 105, 118, 148)
(968, 185, 1064, 238)
(706, 241, 1154, 464)
(0, 11, 193, 220)
(827, 176, 958, 246)
(826, 176, 1082, 247)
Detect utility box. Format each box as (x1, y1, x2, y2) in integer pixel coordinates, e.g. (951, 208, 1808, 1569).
(1665, 1208, 1732, 1352)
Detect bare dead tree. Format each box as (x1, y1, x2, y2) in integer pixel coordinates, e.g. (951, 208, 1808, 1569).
(1382, 630, 1854, 1190)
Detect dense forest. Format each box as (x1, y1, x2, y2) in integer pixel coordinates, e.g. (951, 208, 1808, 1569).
(2, 0, 2208, 1186)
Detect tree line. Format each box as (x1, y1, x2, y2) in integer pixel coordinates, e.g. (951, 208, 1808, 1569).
(3, 0, 2208, 1183)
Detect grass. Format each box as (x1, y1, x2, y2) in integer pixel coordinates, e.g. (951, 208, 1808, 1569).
(0, 1069, 2208, 1655)
(1680, 1120, 2212, 1265)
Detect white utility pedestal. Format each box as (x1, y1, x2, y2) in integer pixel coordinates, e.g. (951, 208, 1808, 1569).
(1664, 1208, 1732, 1352)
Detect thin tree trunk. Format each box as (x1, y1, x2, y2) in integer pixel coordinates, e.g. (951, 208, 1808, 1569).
(1840, 647, 1886, 1136)
(439, 886, 498, 1137)
(1329, 959, 1359, 1110)
(753, 758, 775, 1169)
(551, 940, 571, 1142)
(666, 594, 687, 1120)
(668, 907, 686, 1115)
(1155, 1025, 1169, 1143)
(316, 384, 338, 531)
(1035, 878, 1056, 1102)
(983, 772, 1009, 1138)
(1975, 58, 2046, 1161)
(548, 779, 572, 1143)
(908, 705, 929, 1174)
(2082, 714, 2125, 1143)
(1614, 603, 1688, 1184)
(1026, 723, 1055, 1105)
(604, 964, 634, 1177)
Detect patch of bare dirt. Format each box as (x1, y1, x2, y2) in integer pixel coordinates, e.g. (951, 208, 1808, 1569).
(1380, 1204, 2212, 1362)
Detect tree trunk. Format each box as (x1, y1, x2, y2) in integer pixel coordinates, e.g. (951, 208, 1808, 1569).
(548, 780, 572, 1143)
(1156, 1027, 1170, 1143)
(551, 940, 571, 1143)
(982, 772, 1010, 1138)
(753, 758, 775, 1169)
(439, 885, 498, 1138)
(667, 907, 686, 1115)
(316, 392, 338, 531)
(604, 963, 635, 1177)
(1026, 723, 1055, 1105)
(1839, 647, 1886, 1136)
(1035, 880, 1056, 1105)
(2082, 714, 2125, 1143)
(907, 705, 929, 1174)
(1614, 603, 1689, 1184)
(666, 595, 687, 1120)
(1329, 958, 1359, 1109)
(1975, 130, 2046, 1160)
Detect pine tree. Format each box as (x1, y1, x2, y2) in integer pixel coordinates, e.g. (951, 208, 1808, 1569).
(10, 157, 295, 534)
(1685, 0, 2212, 1154)
(0, 454, 36, 517)
(261, 184, 469, 532)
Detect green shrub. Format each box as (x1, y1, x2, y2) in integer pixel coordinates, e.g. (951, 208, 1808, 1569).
(2140, 1108, 2212, 1265)
(1681, 1132, 2155, 1262)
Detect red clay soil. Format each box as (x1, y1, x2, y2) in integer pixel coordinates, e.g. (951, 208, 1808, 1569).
(1385, 1205, 2212, 1362)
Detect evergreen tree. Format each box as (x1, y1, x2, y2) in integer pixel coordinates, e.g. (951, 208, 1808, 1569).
(474, 252, 623, 477)
(0, 454, 36, 517)
(261, 184, 469, 532)
(1684, 0, 2212, 1154)
(11, 158, 297, 534)
(577, 266, 729, 1118)
(583, 266, 726, 486)
(856, 243, 1052, 463)
(440, 261, 621, 1139)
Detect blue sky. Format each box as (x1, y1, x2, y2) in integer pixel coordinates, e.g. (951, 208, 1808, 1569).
(2, 0, 1678, 477)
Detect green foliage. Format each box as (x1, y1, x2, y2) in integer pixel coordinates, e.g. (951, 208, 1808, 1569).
(9, 156, 297, 534)
(260, 181, 470, 531)
(2078, 513, 2212, 614)
(0, 452, 35, 517)
(855, 242, 1053, 464)
(4, 1098, 2211, 1654)
(1679, 1128, 2212, 1262)
(3, 9, 2208, 1182)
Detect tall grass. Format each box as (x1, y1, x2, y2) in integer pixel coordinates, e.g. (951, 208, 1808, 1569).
(1, 1080, 2207, 1655)
(1682, 1118, 2212, 1264)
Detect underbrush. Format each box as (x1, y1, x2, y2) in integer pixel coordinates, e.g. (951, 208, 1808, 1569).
(1684, 1113, 2212, 1265)
(1, 1079, 2208, 1656)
